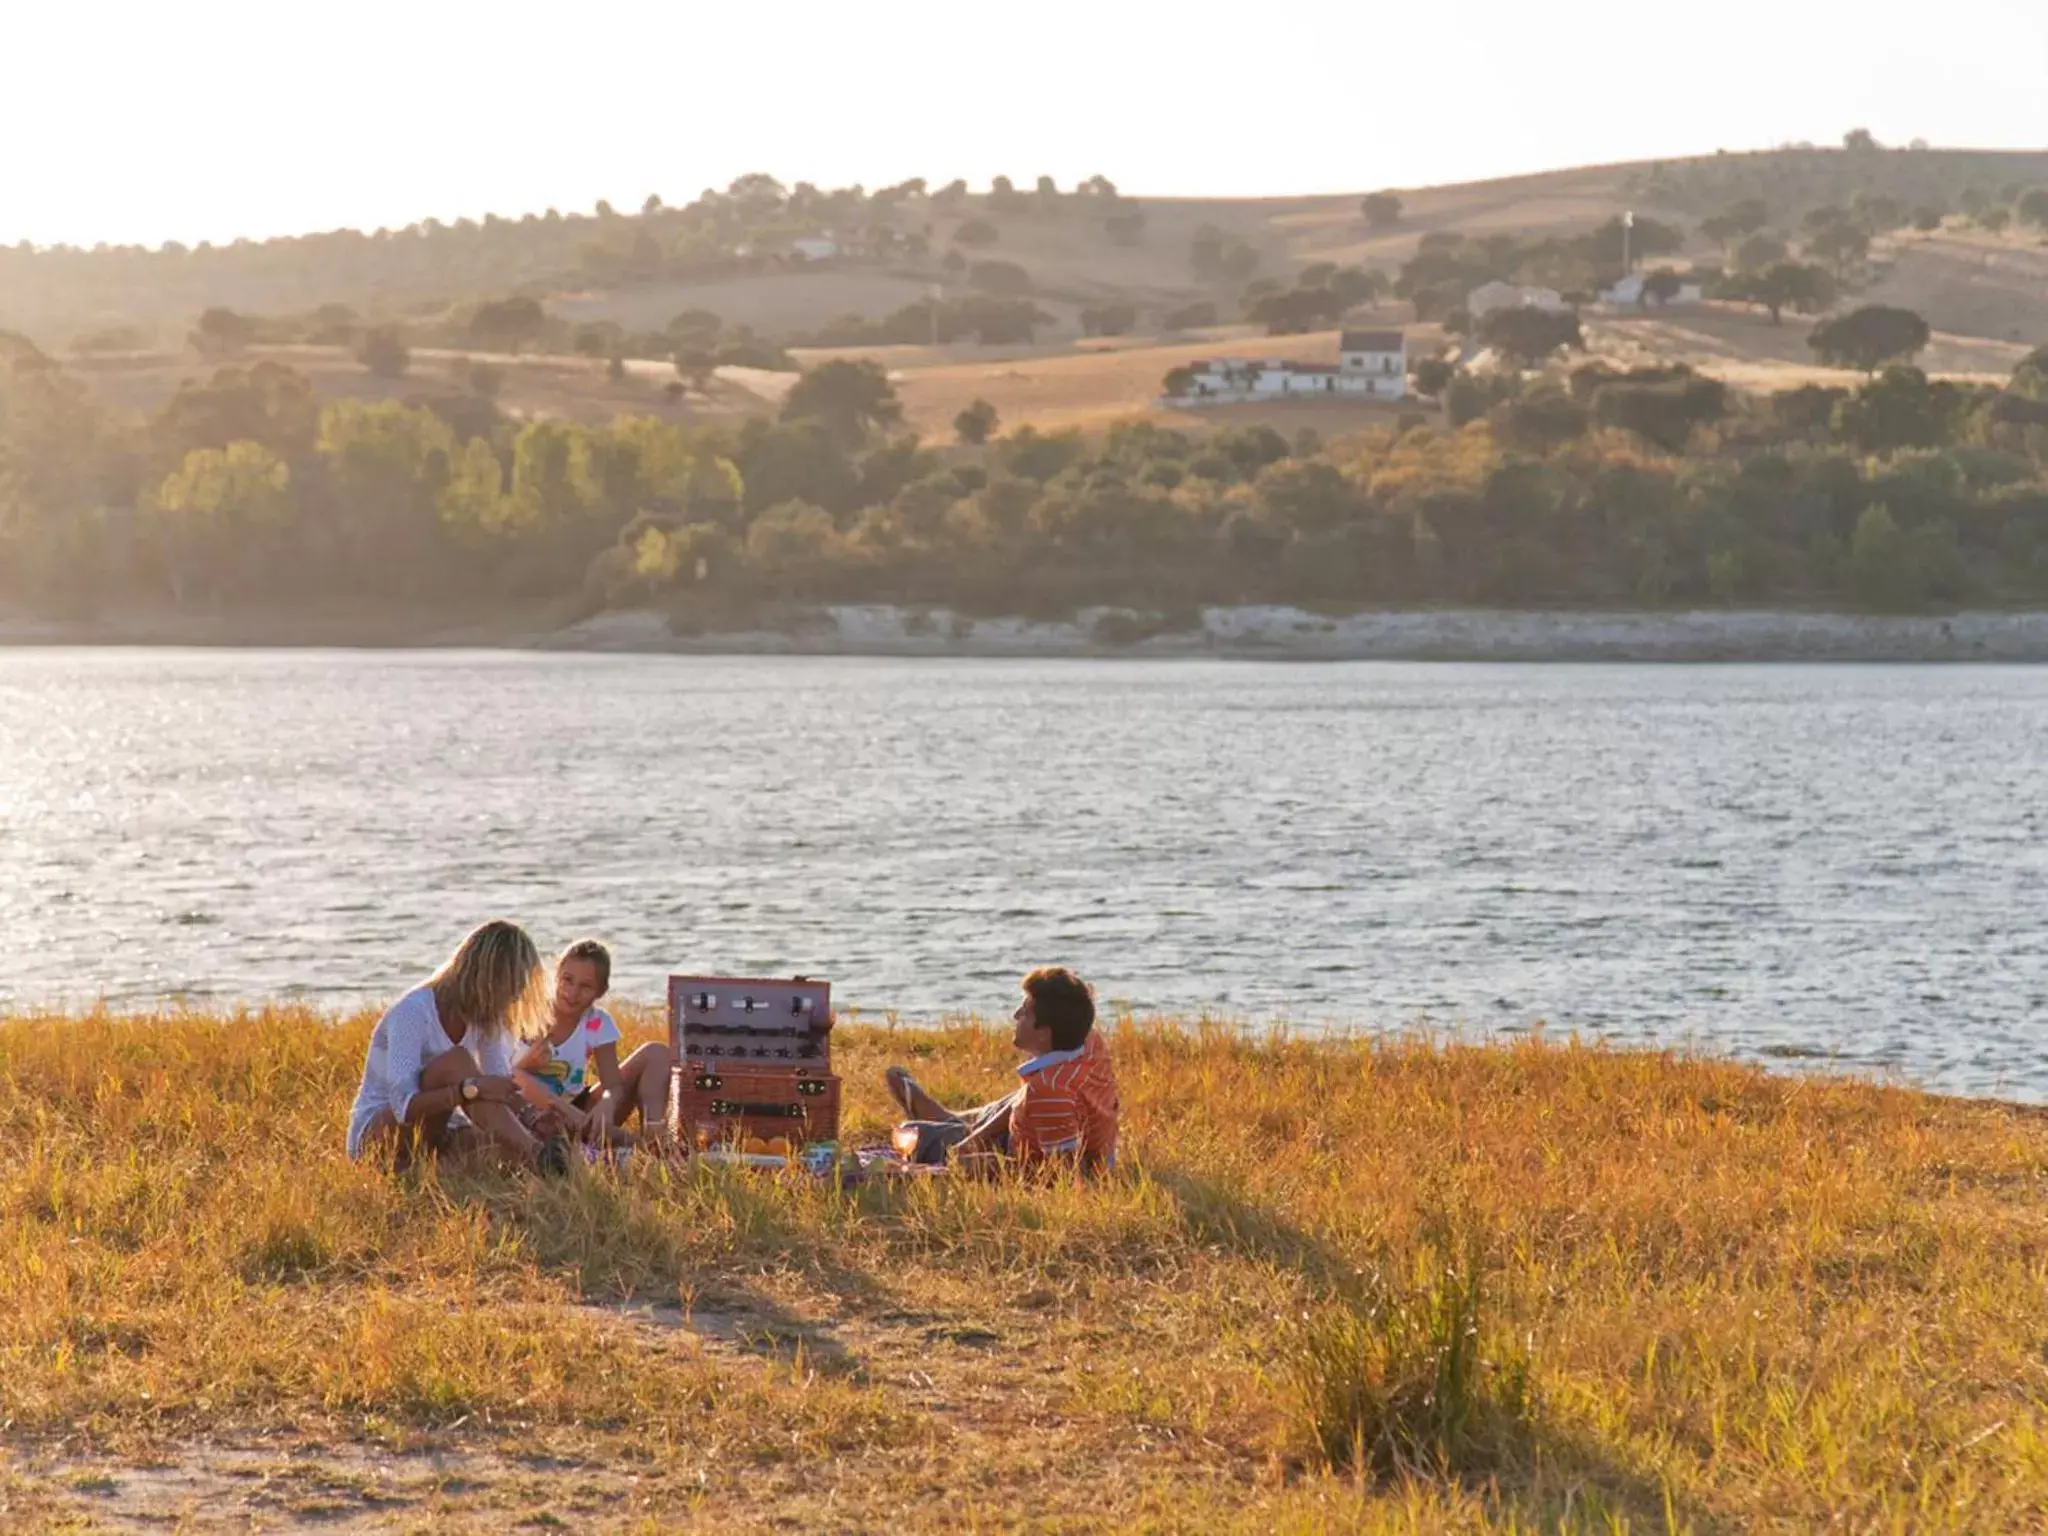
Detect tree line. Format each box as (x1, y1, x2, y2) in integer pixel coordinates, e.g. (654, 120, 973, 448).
(6, 332, 2048, 626)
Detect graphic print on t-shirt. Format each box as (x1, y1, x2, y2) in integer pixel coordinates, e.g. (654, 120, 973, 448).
(536, 1008, 621, 1097)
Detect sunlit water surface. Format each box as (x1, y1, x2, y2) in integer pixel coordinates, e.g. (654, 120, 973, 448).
(2, 650, 2044, 1099)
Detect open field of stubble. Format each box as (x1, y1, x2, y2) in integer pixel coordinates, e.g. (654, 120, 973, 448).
(3, 1007, 2047, 1532)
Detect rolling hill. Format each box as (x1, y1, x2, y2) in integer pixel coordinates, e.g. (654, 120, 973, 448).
(15, 146, 2048, 436)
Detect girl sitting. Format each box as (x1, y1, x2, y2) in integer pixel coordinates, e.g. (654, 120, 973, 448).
(514, 939, 675, 1151)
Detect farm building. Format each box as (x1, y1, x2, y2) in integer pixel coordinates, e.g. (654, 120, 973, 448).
(1168, 331, 1408, 404)
(1467, 281, 1569, 318)
(1599, 273, 1705, 307)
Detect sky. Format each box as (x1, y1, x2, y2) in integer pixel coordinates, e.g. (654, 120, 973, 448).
(4, 0, 2045, 248)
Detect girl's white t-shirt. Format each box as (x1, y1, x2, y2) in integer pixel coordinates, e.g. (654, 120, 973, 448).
(345, 986, 515, 1159)
(528, 1008, 622, 1099)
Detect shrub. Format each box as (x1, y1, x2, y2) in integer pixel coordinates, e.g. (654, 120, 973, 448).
(1282, 1247, 1531, 1480)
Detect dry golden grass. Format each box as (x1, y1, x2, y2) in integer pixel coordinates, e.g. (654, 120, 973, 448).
(4, 1007, 2047, 1531)
(1583, 304, 2027, 392)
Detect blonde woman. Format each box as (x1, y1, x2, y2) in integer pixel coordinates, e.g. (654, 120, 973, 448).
(346, 920, 570, 1174)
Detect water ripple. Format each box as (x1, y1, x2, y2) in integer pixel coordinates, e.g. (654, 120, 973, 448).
(1, 651, 2045, 1100)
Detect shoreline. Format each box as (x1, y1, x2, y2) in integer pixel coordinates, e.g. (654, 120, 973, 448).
(9, 603, 2048, 661)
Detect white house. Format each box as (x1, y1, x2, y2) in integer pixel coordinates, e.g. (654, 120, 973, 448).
(1339, 329, 1407, 391)
(1599, 273, 1704, 307)
(1467, 281, 1568, 318)
(1167, 331, 1408, 405)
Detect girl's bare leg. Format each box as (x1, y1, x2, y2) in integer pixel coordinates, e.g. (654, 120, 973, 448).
(611, 1042, 675, 1129)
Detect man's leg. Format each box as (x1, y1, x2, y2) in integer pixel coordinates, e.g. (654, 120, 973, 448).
(418, 1046, 539, 1163)
(883, 1065, 957, 1123)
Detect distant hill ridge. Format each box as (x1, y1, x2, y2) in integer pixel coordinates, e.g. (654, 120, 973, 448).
(5, 145, 2047, 350)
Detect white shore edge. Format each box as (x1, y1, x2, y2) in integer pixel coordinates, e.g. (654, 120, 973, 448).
(6, 605, 2048, 660)
(535, 605, 2048, 662)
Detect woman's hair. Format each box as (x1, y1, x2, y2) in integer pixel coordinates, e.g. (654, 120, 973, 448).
(558, 938, 612, 995)
(427, 920, 546, 1042)
(1022, 966, 1096, 1051)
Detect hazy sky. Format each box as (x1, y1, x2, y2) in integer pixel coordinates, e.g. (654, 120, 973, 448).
(6, 0, 2045, 247)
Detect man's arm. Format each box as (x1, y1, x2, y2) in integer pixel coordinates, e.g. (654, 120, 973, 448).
(949, 1096, 1014, 1171)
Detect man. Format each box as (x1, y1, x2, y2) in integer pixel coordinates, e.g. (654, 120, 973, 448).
(884, 967, 1118, 1173)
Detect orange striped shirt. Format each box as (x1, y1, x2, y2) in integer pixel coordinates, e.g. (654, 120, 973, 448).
(1011, 1032, 1118, 1171)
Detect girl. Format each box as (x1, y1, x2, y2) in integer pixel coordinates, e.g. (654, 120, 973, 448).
(514, 940, 675, 1149)
(347, 919, 568, 1173)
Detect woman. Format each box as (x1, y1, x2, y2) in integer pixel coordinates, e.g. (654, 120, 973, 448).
(513, 939, 675, 1150)
(346, 919, 568, 1173)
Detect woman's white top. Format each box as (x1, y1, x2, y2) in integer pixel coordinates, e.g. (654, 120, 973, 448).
(346, 985, 514, 1159)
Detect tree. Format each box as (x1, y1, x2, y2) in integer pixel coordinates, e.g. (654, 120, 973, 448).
(1848, 503, 1915, 608)
(1495, 385, 1589, 453)
(191, 307, 254, 357)
(469, 296, 547, 354)
(1591, 377, 1728, 452)
(146, 440, 292, 603)
(1808, 306, 1931, 373)
(355, 326, 410, 378)
(1588, 215, 1684, 268)
(1360, 193, 1403, 229)
(1701, 199, 1769, 248)
(1830, 365, 1953, 451)
(151, 361, 320, 462)
(673, 346, 717, 391)
(1731, 261, 1834, 325)
(1248, 286, 1342, 335)
(2011, 345, 2048, 402)
(1328, 266, 1388, 307)
(1843, 127, 1880, 153)
(968, 259, 1030, 295)
(780, 359, 903, 446)
(2017, 189, 2048, 228)
(1161, 365, 1199, 399)
(1731, 232, 1788, 272)
(954, 218, 999, 247)
(954, 398, 999, 445)
(1078, 302, 1137, 336)
(666, 308, 722, 349)
(1409, 357, 1456, 399)
(1475, 305, 1583, 368)
(1805, 217, 1871, 275)
(1641, 269, 1684, 306)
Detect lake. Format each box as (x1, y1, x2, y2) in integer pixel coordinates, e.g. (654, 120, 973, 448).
(2, 650, 2044, 1099)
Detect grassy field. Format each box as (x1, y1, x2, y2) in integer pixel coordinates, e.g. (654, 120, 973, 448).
(3, 1008, 2047, 1532)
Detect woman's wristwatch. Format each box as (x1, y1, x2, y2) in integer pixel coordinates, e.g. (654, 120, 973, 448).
(460, 1078, 480, 1104)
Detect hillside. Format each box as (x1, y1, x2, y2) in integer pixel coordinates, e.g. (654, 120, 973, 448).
(12, 147, 2048, 354)
(14, 145, 2048, 442)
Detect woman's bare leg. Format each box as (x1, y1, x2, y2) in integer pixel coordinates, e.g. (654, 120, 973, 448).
(418, 1046, 539, 1163)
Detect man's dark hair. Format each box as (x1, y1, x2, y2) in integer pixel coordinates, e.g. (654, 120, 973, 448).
(560, 938, 612, 994)
(1022, 966, 1095, 1051)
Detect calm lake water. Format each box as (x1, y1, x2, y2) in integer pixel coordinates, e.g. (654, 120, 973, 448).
(2, 650, 2045, 1099)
